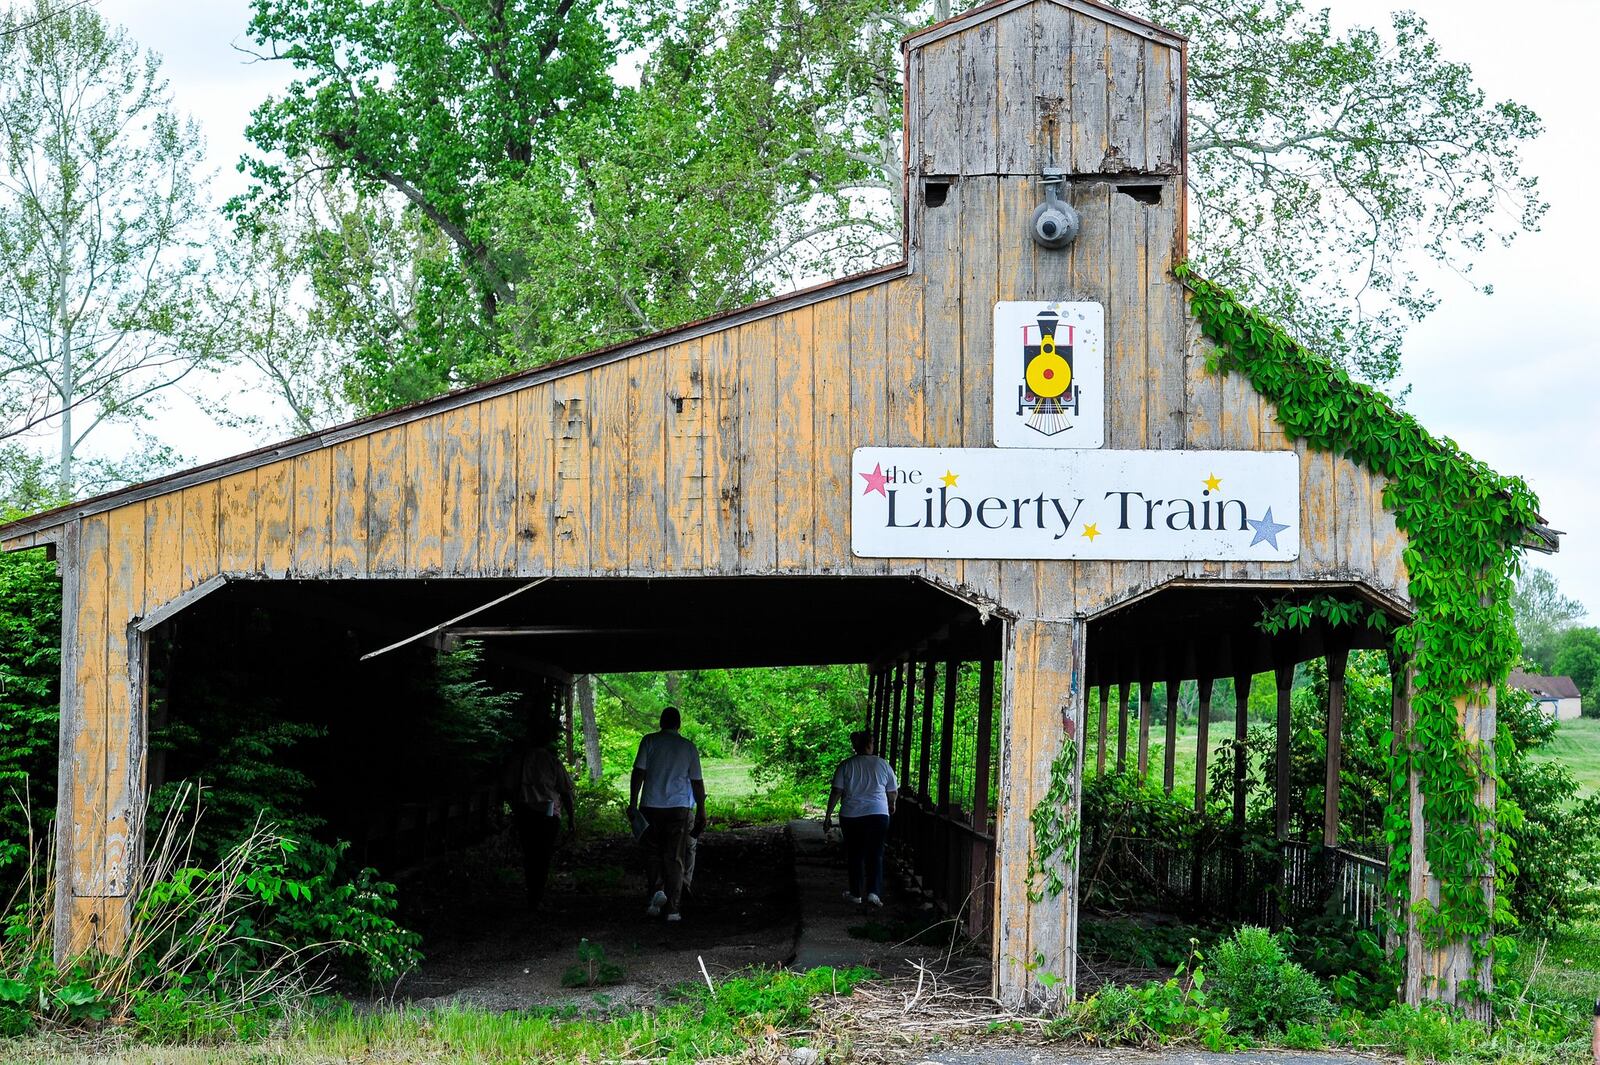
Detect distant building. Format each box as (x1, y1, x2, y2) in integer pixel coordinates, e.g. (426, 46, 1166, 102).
(1508, 670, 1583, 721)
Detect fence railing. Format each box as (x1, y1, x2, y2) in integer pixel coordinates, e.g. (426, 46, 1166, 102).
(1081, 824, 1390, 941)
(891, 791, 995, 936)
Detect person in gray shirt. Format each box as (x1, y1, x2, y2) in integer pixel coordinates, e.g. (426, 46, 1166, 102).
(628, 706, 706, 921)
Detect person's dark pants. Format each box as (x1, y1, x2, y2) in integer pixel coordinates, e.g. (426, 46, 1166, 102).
(642, 806, 693, 914)
(512, 803, 561, 908)
(840, 814, 890, 898)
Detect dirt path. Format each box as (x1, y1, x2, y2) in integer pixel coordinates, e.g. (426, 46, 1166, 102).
(388, 823, 800, 1011)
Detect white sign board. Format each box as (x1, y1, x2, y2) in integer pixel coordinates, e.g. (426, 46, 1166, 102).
(851, 447, 1300, 561)
(993, 301, 1104, 448)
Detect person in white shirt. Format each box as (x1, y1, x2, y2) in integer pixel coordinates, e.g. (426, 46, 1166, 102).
(628, 706, 706, 921)
(823, 730, 898, 905)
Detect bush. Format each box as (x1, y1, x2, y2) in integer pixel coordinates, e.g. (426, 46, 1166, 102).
(1206, 926, 1332, 1036)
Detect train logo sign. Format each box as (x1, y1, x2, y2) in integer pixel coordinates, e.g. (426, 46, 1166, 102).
(992, 301, 1105, 449)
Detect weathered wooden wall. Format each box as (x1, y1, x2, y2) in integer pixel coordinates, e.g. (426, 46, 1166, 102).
(5, 0, 1415, 999)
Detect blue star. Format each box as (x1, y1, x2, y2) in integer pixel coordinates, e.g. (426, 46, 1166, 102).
(1246, 507, 1291, 550)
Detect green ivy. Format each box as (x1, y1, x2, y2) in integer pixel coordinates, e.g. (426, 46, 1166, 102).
(1028, 738, 1080, 902)
(1257, 593, 1391, 637)
(1179, 263, 1541, 995)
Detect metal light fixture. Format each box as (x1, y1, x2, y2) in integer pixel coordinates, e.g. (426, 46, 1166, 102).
(1030, 167, 1080, 249)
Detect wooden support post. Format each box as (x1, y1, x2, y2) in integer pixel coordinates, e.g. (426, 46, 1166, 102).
(1274, 662, 1294, 840)
(920, 660, 936, 798)
(563, 680, 576, 764)
(1194, 676, 1213, 813)
(1137, 679, 1153, 779)
(1324, 646, 1349, 848)
(866, 670, 879, 731)
(938, 660, 957, 810)
(995, 619, 1083, 1007)
(969, 657, 996, 939)
(1233, 673, 1251, 831)
(888, 663, 903, 767)
(1386, 650, 1409, 956)
(900, 659, 916, 787)
(1163, 676, 1180, 795)
(1117, 681, 1130, 772)
(1096, 682, 1109, 775)
(878, 666, 893, 755)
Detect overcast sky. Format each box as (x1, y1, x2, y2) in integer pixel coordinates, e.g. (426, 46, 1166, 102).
(75, 0, 1600, 616)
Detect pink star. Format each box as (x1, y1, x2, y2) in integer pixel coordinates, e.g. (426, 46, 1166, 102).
(858, 462, 889, 496)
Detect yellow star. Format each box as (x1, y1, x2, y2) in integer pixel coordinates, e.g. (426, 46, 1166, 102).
(1203, 473, 1222, 493)
(1081, 523, 1100, 542)
(941, 470, 959, 488)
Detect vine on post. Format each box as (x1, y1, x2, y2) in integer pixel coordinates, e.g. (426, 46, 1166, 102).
(1179, 263, 1540, 997)
(1028, 738, 1081, 902)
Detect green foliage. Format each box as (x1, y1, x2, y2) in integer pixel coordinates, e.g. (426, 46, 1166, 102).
(1132, 0, 1544, 382)
(1182, 265, 1544, 985)
(1256, 593, 1390, 637)
(1048, 950, 1236, 1051)
(559, 938, 624, 988)
(1077, 917, 1214, 970)
(1513, 566, 1587, 671)
(0, 0, 229, 491)
(0, 548, 59, 878)
(287, 966, 872, 1063)
(1027, 739, 1079, 901)
(1497, 686, 1600, 929)
(1553, 627, 1600, 713)
(1206, 927, 1332, 1036)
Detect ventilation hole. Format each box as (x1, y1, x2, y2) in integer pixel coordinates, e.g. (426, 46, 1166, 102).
(673, 396, 685, 414)
(924, 179, 952, 208)
(1116, 183, 1162, 206)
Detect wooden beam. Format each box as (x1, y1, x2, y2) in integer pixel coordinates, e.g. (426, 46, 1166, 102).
(1096, 682, 1110, 775)
(1233, 672, 1251, 831)
(1324, 645, 1349, 848)
(358, 578, 550, 661)
(919, 660, 936, 798)
(1274, 660, 1294, 840)
(938, 660, 958, 810)
(1137, 679, 1153, 779)
(1117, 681, 1130, 772)
(900, 659, 916, 786)
(888, 663, 904, 766)
(969, 657, 996, 938)
(1163, 675, 1180, 795)
(1194, 676, 1213, 813)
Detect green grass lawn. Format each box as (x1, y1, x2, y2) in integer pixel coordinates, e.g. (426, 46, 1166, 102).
(1531, 716, 1600, 797)
(1083, 715, 1241, 802)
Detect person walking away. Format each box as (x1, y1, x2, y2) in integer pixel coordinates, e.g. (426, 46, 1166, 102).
(628, 706, 706, 921)
(504, 720, 576, 910)
(823, 730, 897, 906)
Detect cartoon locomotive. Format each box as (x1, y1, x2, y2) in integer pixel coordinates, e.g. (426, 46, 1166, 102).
(1015, 307, 1079, 435)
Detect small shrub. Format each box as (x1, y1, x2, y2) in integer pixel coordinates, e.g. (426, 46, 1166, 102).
(560, 939, 625, 988)
(1207, 926, 1332, 1035)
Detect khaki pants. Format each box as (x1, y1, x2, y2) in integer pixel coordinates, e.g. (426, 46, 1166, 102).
(642, 806, 692, 913)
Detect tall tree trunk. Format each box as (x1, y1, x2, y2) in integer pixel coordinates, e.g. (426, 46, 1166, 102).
(579, 674, 602, 783)
(57, 194, 73, 494)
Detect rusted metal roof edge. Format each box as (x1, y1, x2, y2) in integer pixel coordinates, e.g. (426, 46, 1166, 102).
(0, 263, 909, 548)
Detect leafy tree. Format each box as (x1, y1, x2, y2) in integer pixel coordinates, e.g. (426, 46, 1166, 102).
(234, 0, 618, 405)
(1130, 0, 1543, 382)
(0, 542, 58, 876)
(1497, 684, 1600, 928)
(1553, 627, 1600, 716)
(1513, 566, 1586, 670)
(0, 0, 230, 492)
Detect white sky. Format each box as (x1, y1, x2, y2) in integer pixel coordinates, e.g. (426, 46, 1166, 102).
(59, 0, 1600, 615)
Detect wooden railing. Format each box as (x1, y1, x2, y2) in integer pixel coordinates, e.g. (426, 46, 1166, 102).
(891, 791, 995, 936)
(1082, 824, 1389, 941)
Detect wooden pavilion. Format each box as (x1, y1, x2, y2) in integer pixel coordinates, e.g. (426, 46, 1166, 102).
(0, 0, 1551, 1010)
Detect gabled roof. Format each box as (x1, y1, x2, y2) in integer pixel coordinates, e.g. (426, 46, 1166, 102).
(0, 263, 906, 548)
(1508, 670, 1582, 700)
(904, 0, 1185, 51)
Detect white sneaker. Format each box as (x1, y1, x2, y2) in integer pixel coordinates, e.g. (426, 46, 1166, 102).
(665, 912, 682, 923)
(646, 890, 667, 917)
(865, 893, 883, 907)
(842, 891, 863, 904)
